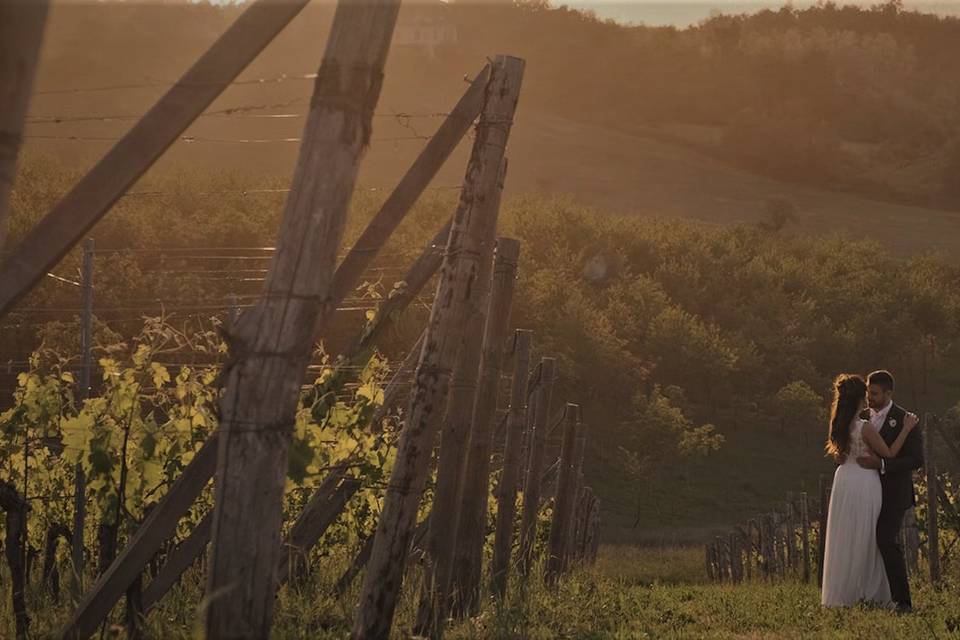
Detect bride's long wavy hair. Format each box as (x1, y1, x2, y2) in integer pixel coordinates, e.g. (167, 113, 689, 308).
(825, 374, 866, 458)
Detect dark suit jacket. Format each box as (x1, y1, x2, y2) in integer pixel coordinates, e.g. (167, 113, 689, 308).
(878, 403, 924, 511)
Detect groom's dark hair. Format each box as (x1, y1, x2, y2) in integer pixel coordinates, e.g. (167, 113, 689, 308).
(867, 370, 895, 392)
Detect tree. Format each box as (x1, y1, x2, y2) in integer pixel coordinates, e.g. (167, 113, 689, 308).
(772, 380, 826, 444)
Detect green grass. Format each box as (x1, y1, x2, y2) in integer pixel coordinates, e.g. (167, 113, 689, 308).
(5, 546, 958, 638)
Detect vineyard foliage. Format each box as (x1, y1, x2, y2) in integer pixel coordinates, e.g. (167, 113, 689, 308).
(0, 315, 397, 573)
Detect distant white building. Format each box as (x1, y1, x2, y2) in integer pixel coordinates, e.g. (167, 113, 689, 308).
(394, 3, 458, 58)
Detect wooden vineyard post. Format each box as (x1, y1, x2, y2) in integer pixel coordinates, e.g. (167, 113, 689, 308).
(585, 493, 601, 563)
(924, 416, 940, 584)
(353, 55, 525, 640)
(0, 0, 48, 249)
(203, 3, 400, 637)
(903, 509, 920, 575)
(776, 512, 786, 578)
(785, 494, 796, 573)
(800, 493, 811, 583)
(452, 237, 522, 615)
(517, 358, 557, 576)
(73, 238, 94, 596)
(490, 329, 533, 598)
(414, 204, 499, 634)
(730, 531, 743, 583)
(2, 481, 30, 639)
(277, 472, 363, 586)
(572, 486, 593, 563)
(764, 514, 777, 579)
(714, 536, 731, 582)
(565, 413, 589, 564)
(0, 0, 316, 318)
(546, 404, 582, 584)
(817, 475, 829, 587)
(141, 513, 212, 613)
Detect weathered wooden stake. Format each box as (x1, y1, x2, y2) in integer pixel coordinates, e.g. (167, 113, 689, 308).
(0, 0, 48, 250)
(204, 5, 399, 636)
(451, 237, 521, 615)
(924, 417, 940, 584)
(565, 412, 589, 565)
(785, 494, 796, 572)
(73, 238, 94, 596)
(800, 493, 811, 583)
(352, 55, 525, 640)
(817, 475, 829, 587)
(517, 358, 557, 576)
(2, 481, 30, 638)
(278, 471, 362, 586)
(414, 225, 500, 636)
(141, 512, 212, 613)
(585, 493, 601, 563)
(731, 531, 743, 583)
(545, 403, 582, 584)
(490, 329, 532, 598)
(903, 508, 920, 574)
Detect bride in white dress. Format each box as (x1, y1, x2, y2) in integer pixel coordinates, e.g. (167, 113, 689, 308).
(821, 374, 917, 608)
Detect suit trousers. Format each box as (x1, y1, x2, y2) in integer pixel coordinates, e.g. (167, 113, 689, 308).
(877, 504, 911, 607)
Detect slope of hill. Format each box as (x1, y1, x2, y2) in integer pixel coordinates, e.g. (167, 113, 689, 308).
(21, 1, 960, 258)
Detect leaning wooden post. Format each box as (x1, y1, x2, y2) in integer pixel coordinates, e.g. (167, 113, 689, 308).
(517, 358, 557, 576)
(817, 475, 829, 587)
(451, 237, 522, 615)
(545, 403, 582, 584)
(277, 472, 362, 586)
(490, 329, 532, 598)
(352, 55, 525, 640)
(141, 513, 213, 613)
(204, 4, 400, 637)
(924, 416, 940, 584)
(413, 201, 499, 636)
(0, 0, 48, 249)
(800, 492, 811, 583)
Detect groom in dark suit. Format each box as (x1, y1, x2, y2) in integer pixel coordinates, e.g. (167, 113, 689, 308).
(856, 370, 924, 613)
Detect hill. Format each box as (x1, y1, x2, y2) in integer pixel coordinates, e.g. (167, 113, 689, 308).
(20, 0, 960, 258)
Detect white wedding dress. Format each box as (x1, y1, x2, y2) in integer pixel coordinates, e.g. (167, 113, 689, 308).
(821, 418, 892, 607)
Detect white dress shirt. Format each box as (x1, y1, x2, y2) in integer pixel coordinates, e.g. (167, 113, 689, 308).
(870, 399, 894, 472)
(870, 400, 893, 430)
